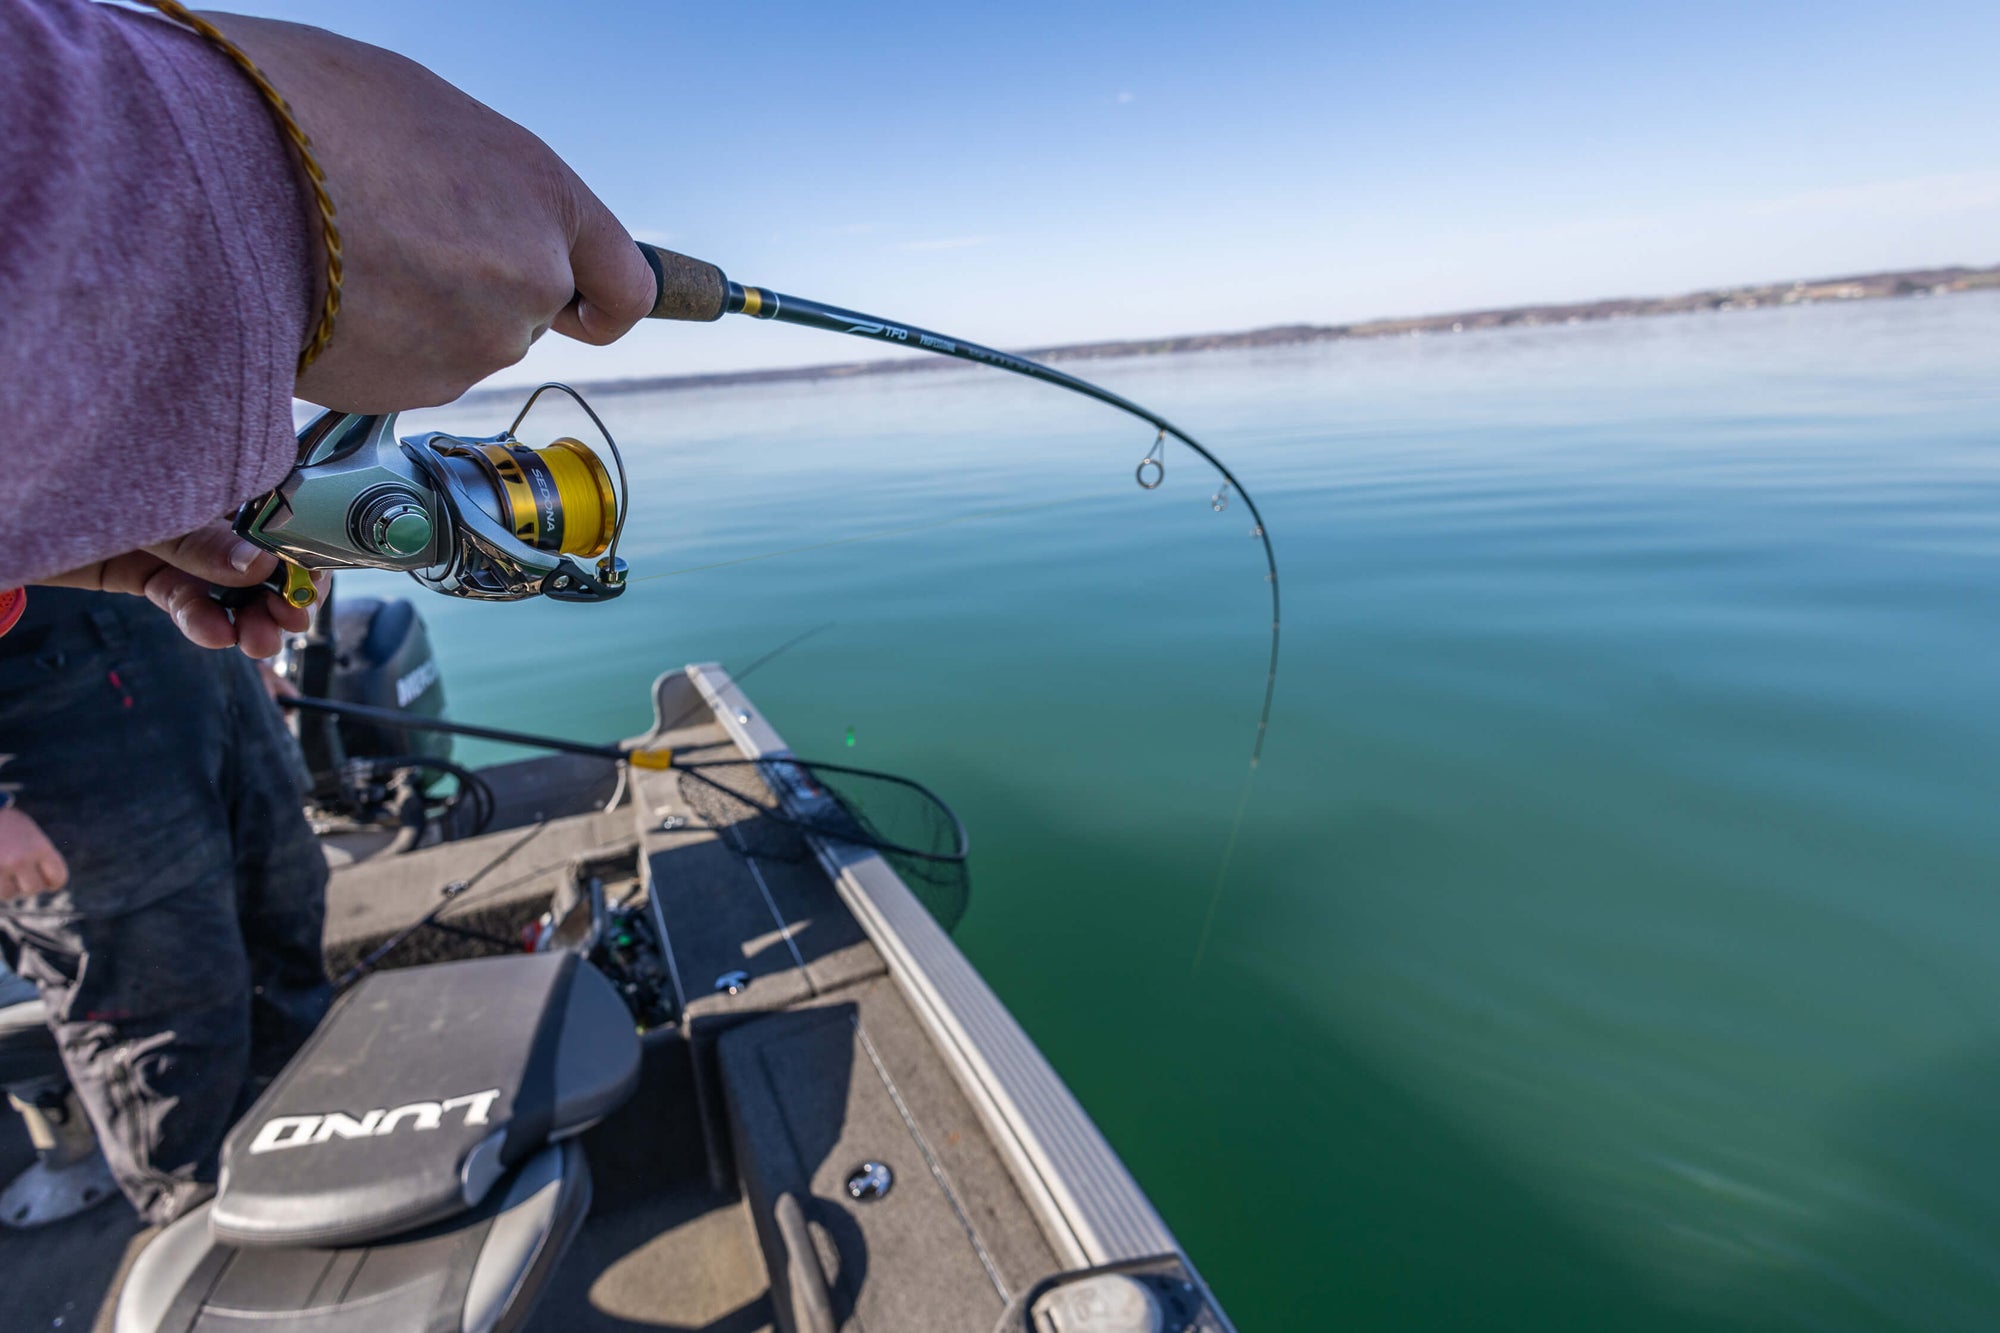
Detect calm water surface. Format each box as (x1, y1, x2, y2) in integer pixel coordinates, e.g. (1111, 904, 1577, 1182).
(357, 291, 2000, 1329)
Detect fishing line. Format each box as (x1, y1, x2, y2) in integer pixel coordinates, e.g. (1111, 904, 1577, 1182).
(727, 620, 837, 685)
(626, 496, 1092, 585)
(655, 619, 838, 737)
(1190, 772, 1258, 976)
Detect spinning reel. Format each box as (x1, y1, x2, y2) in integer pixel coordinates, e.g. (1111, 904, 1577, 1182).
(234, 383, 629, 604)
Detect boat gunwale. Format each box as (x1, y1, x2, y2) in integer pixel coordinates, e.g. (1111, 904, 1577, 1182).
(679, 661, 1236, 1331)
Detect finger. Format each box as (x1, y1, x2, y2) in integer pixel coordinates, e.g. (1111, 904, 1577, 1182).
(143, 566, 241, 650)
(554, 190, 654, 346)
(40, 549, 170, 597)
(36, 852, 67, 893)
(148, 523, 278, 589)
(233, 596, 295, 660)
(1, 866, 42, 900)
(264, 580, 317, 636)
(35, 557, 117, 593)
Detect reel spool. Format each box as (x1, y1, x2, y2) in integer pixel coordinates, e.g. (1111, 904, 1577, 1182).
(233, 383, 630, 604)
(433, 438, 618, 560)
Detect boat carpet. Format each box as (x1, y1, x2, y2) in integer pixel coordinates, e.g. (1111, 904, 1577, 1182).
(526, 1183, 775, 1332)
(0, 1107, 147, 1333)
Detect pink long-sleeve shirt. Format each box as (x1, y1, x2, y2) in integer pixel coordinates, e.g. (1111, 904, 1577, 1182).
(0, 0, 314, 588)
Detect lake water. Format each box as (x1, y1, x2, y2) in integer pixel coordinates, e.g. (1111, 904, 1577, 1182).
(353, 289, 2000, 1329)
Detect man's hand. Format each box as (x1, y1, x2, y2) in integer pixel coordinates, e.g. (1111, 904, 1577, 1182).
(38, 521, 325, 658)
(202, 12, 657, 411)
(0, 805, 67, 901)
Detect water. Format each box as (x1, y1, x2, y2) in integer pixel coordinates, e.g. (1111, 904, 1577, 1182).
(352, 290, 2000, 1329)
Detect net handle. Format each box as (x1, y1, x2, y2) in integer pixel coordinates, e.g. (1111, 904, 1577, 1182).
(674, 759, 971, 863)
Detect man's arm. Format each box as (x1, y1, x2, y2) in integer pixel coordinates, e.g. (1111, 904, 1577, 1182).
(2, 1, 654, 644)
(1, 0, 314, 594)
(207, 10, 657, 413)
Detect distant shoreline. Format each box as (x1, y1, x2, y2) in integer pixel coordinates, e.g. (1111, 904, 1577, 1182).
(482, 262, 2000, 403)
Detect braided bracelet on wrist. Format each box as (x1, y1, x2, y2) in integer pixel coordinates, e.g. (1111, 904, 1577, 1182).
(138, 0, 343, 373)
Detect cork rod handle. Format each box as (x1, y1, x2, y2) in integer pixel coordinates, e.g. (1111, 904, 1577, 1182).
(637, 243, 730, 322)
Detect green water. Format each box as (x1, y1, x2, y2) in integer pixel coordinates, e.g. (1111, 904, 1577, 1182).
(354, 290, 2000, 1329)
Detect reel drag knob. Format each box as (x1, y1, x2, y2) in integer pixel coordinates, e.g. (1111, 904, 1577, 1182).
(355, 492, 435, 558)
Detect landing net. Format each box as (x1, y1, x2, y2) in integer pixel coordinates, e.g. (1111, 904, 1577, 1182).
(675, 757, 971, 934)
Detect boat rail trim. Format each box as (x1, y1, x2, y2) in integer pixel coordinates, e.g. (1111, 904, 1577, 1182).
(684, 663, 1233, 1329)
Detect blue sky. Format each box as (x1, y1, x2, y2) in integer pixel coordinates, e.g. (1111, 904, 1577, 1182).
(219, 0, 2000, 384)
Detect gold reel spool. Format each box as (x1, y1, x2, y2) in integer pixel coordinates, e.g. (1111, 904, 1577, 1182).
(456, 437, 618, 558)
(538, 438, 619, 557)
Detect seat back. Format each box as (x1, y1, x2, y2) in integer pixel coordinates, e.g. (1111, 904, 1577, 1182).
(211, 952, 637, 1249)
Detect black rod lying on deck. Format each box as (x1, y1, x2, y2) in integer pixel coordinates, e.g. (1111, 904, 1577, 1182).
(281, 694, 626, 761)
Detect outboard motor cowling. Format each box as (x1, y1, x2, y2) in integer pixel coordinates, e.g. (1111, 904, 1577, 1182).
(326, 594, 450, 768)
(278, 581, 482, 847)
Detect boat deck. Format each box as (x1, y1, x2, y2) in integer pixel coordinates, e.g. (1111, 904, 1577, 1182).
(4, 665, 1225, 1332)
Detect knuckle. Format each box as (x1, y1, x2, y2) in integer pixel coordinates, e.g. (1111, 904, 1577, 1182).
(482, 328, 533, 370)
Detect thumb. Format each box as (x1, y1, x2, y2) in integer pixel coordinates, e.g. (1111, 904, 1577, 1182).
(147, 523, 277, 588)
(555, 189, 655, 346)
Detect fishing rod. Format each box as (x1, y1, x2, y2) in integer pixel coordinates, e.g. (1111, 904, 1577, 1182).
(286, 614, 836, 759)
(285, 692, 972, 863)
(232, 247, 1281, 763)
(638, 246, 1281, 765)
(283, 694, 670, 767)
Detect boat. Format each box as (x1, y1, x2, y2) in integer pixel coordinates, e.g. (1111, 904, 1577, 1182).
(0, 591, 1236, 1332)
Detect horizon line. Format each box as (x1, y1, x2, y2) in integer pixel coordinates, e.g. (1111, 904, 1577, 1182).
(466, 259, 2000, 405)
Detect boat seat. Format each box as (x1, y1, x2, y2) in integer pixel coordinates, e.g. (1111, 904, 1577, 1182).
(117, 951, 639, 1333)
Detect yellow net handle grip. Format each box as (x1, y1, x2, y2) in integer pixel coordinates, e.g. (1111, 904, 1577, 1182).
(624, 748, 675, 771)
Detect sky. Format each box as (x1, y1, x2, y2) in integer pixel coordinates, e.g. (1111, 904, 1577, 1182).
(216, 0, 2000, 386)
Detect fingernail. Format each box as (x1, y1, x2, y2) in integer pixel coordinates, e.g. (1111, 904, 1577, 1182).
(229, 540, 261, 572)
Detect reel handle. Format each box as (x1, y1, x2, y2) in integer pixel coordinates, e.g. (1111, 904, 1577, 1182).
(209, 558, 317, 612)
(637, 243, 729, 322)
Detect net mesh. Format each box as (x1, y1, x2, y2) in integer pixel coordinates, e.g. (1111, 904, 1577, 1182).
(675, 757, 970, 934)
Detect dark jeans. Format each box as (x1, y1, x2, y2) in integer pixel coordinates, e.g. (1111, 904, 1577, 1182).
(0, 589, 329, 1225)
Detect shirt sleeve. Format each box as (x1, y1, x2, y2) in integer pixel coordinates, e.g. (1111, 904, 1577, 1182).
(0, 0, 316, 588)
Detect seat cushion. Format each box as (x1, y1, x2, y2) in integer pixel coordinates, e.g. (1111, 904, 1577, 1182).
(212, 952, 637, 1248)
(117, 1139, 590, 1333)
